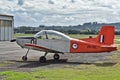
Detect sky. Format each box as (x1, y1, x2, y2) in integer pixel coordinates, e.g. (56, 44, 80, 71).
(0, 0, 120, 27)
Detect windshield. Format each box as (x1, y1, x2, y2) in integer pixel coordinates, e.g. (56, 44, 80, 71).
(34, 30, 71, 40)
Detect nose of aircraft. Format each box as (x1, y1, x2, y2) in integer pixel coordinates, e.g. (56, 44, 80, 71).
(16, 37, 36, 48)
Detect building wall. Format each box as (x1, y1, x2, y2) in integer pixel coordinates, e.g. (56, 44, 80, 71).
(0, 15, 13, 41)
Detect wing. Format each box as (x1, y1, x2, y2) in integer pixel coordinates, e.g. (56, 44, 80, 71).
(24, 43, 61, 53)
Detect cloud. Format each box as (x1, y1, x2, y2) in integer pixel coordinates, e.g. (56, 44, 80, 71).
(18, 0, 24, 6)
(0, 0, 120, 27)
(48, 0, 54, 4)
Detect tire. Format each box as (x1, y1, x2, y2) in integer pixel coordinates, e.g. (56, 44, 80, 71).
(22, 56, 27, 61)
(53, 54, 60, 60)
(39, 56, 46, 63)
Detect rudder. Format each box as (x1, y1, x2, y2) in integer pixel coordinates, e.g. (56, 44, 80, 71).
(96, 26, 115, 45)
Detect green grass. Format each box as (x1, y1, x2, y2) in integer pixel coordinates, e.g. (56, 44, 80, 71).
(115, 35, 120, 39)
(0, 63, 6, 67)
(1, 63, 120, 80)
(69, 34, 97, 39)
(14, 33, 34, 38)
(0, 61, 14, 67)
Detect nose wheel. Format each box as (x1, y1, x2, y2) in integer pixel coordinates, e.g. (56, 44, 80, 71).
(53, 53, 60, 60)
(22, 49, 30, 61)
(22, 56, 27, 61)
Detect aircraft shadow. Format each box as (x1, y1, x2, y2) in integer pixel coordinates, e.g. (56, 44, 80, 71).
(11, 59, 117, 68)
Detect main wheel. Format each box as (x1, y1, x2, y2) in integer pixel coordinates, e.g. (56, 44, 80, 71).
(22, 56, 27, 61)
(53, 54, 60, 60)
(39, 56, 46, 63)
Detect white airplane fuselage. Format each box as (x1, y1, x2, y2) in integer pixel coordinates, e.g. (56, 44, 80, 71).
(16, 37, 71, 53)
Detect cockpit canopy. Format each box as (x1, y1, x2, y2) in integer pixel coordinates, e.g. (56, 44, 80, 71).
(34, 30, 71, 40)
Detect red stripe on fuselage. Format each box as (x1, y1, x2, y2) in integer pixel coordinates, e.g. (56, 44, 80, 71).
(24, 43, 50, 51)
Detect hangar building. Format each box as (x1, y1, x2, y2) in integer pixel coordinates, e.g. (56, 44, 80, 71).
(0, 14, 14, 41)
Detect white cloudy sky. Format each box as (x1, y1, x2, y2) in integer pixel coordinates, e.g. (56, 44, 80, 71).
(0, 0, 120, 27)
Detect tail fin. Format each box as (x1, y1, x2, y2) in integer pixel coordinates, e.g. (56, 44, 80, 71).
(96, 26, 115, 45)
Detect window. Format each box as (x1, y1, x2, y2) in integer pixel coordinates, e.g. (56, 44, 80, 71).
(37, 31, 47, 39)
(47, 33, 62, 40)
(34, 30, 71, 40)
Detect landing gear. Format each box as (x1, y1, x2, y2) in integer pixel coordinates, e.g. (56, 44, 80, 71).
(39, 53, 60, 62)
(39, 56, 46, 63)
(53, 53, 60, 60)
(39, 52, 47, 63)
(22, 49, 62, 62)
(22, 56, 27, 61)
(22, 49, 30, 61)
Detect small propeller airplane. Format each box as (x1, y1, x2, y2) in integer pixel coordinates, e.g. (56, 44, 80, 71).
(11, 26, 117, 62)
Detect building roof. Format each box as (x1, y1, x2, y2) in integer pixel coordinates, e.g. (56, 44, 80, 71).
(0, 14, 13, 17)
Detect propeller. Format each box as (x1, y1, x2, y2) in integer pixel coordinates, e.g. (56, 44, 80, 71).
(10, 39, 16, 42)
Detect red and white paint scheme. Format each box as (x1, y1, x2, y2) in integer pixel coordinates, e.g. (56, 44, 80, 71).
(11, 26, 117, 62)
